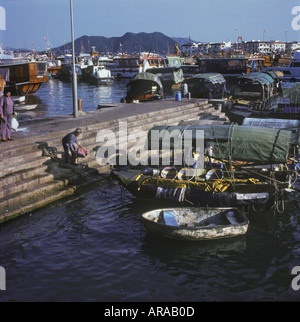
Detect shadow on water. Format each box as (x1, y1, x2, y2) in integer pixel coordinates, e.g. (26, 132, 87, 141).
(141, 233, 247, 262)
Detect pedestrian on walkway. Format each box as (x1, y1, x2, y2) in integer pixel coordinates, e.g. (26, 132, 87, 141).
(182, 82, 189, 98)
(62, 128, 82, 165)
(0, 89, 15, 142)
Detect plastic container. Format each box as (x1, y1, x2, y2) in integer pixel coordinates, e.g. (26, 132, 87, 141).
(175, 91, 182, 101)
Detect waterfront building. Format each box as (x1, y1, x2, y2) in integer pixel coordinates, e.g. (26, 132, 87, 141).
(286, 41, 300, 54)
(208, 42, 232, 54)
(244, 40, 286, 54)
(181, 42, 209, 56)
(182, 39, 298, 57)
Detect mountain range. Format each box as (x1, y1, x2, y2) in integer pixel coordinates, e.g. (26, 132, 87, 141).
(52, 32, 198, 56)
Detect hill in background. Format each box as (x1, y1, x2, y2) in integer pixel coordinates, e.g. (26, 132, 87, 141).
(52, 32, 196, 56)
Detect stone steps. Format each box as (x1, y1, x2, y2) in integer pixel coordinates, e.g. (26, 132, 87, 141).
(1, 102, 220, 178)
(0, 99, 228, 223)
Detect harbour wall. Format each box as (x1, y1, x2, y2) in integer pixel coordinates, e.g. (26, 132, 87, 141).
(0, 98, 228, 224)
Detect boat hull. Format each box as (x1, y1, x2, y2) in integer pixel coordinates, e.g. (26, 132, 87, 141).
(111, 170, 286, 209)
(9, 82, 44, 96)
(226, 107, 300, 125)
(89, 77, 113, 86)
(141, 207, 249, 241)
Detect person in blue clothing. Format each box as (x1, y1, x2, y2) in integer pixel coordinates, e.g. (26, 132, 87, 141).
(62, 128, 82, 165)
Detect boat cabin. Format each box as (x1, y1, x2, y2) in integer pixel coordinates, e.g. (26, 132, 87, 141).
(111, 54, 164, 78)
(0, 61, 48, 95)
(196, 57, 248, 79)
(230, 72, 280, 104)
(146, 66, 184, 91)
(124, 72, 163, 102)
(183, 73, 227, 99)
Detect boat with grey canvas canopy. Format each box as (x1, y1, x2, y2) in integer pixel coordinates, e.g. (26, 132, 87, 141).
(141, 207, 249, 241)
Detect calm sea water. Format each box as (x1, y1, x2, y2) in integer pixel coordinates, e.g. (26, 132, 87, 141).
(0, 78, 300, 302)
(17, 78, 129, 121)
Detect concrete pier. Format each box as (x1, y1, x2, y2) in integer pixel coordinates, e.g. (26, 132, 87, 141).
(0, 98, 228, 224)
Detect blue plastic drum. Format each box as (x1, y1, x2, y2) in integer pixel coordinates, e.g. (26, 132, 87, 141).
(175, 91, 182, 101)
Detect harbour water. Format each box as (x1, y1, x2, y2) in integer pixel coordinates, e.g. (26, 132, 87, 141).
(17, 78, 129, 122)
(0, 79, 300, 302)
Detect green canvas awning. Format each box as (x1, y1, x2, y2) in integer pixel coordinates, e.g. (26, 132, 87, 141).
(146, 124, 292, 164)
(238, 72, 275, 86)
(130, 72, 163, 89)
(185, 73, 226, 85)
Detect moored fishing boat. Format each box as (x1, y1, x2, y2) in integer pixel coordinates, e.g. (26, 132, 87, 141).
(110, 53, 164, 79)
(196, 57, 248, 79)
(0, 61, 48, 96)
(124, 72, 163, 102)
(84, 65, 113, 85)
(111, 124, 299, 210)
(225, 71, 284, 124)
(141, 207, 249, 241)
(226, 106, 300, 124)
(14, 104, 38, 112)
(183, 73, 227, 99)
(225, 78, 300, 124)
(146, 66, 184, 92)
(46, 59, 62, 76)
(55, 63, 82, 82)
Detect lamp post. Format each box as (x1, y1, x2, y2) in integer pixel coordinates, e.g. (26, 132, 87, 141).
(70, 0, 78, 118)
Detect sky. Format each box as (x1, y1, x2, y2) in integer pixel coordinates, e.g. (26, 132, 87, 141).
(0, 0, 299, 51)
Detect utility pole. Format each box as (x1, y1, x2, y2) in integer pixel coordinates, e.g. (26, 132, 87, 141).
(70, 0, 78, 118)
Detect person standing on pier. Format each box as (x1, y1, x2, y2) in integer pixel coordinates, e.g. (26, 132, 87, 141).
(182, 82, 189, 98)
(0, 89, 15, 142)
(62, 128, 83, 166)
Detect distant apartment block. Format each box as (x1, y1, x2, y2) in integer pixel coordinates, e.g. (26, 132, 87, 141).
(182, 40, 300, 56)
(243, 40, 286, 54)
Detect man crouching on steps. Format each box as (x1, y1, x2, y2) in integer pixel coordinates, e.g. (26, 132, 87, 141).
(62, 128, 82, 166)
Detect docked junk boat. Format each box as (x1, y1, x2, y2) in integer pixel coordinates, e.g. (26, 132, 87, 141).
(146, 66, 184, 91)
(225, 71, 285, 124)
(0, 61, 48, 96)
(195, 57, 248, 91)
(195, 57, 248, 79)
(124, 72, 163, 102)
(182, 57, 264, 92)
(55, 63, 82, 82)
(110, 53, 164, 79)
(111, 124, 300, 211)
(145, 56, 184, 91)
(183, 73, 227, 99)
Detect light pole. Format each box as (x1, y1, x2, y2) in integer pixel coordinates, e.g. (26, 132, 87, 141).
(70, 0, 78, 118)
